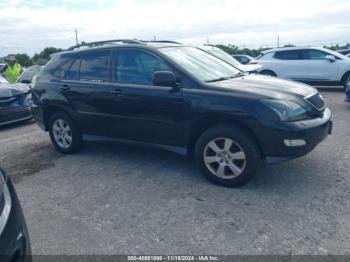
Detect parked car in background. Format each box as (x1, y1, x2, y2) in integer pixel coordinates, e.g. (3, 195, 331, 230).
(31, 40, 333, 186)
(0, 167, 31, 260)
(256, 47, 350, 90)
(196, 45, 262, 73)
(17, 65, 43, 84)
(338, 48, 350, 56)
(0, 75, 33, 126)
(232, 54, 255, 65)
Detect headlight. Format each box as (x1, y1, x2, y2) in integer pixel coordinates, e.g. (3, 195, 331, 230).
(25, 93, 32, 101)
(262, 99, 309, 122)
(23, 92, 33, 107)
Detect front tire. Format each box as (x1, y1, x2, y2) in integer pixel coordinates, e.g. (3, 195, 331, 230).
(341, 72, 350, 91)
(194, 125, 260, 187)
(48, 112, 83, 154)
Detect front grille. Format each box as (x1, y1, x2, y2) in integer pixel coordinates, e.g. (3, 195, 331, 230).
(306, 93, 325, 111)
(0, 106, 31, 124)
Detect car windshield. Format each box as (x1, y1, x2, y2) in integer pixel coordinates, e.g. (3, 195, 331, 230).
(159, 46, 241, 82)
(17, 65, 42, 83)
(199, 46, 242, 68)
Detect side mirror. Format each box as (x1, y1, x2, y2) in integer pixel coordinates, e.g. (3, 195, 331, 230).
(153, 71, 177, 87)
(325, 55, 336, 62)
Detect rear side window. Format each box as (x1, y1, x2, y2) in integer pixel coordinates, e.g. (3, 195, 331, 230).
(274, 50, 301, 60)
(65, 58, 80, 80)
(79, 50, 111, 81)
(301, 49, 329, 60)
(54, 60, 73, 79)
(116, 49, 172, 85)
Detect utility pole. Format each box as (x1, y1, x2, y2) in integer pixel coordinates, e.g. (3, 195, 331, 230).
(75, 29, 79, 45)
(154, 35, 156, 41)
(206, 37, 210, 45)
(277, 35, 280, 48)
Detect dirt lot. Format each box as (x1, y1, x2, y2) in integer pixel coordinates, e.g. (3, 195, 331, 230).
(0, 90, 349, 255)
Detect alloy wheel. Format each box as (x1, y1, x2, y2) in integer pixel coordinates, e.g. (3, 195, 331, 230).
(52, 119, 73, 149)
(203, 137, 247, 179)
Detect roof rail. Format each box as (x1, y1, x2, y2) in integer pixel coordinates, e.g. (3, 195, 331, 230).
(141, 40, 183, 44)
(67, 39, 144, 51)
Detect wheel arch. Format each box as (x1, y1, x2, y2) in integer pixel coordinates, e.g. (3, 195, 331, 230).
(260, 69, 277, 76)
(187, 115, 264, 157)
(341, 70, 350, 83)
(43, 104, 75, 131)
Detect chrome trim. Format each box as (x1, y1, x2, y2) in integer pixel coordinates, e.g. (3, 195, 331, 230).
(0, 181, 12, 236)
(0, 115, 32, 126)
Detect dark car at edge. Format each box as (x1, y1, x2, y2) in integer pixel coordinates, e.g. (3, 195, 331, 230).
(0, 168, 31, 261)
(0, 76, 33, 127)
(31, 40, 333, 186)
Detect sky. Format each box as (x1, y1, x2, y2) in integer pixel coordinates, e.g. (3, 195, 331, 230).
(0, 0, 349, 56)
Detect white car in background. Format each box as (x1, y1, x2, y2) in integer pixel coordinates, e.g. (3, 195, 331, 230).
(196, 45, 262, 73)
(256, 47, 350, 90)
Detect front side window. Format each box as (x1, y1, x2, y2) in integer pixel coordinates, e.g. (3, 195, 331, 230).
(274, 50, 301, 60)
(79, 50, 110, 81)
(302, 49, 329, 60)
(159, 46, 240, 82)
(116, 49, 172, 85)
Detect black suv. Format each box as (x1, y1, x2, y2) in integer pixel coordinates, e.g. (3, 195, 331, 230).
(31, 40, 333, 186)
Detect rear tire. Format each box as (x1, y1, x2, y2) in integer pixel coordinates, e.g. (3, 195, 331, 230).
(260, 70, 277, 77)
(341, 72, 350, 91)
(194, 125, 260, 187)
(48, 112, 83, 154)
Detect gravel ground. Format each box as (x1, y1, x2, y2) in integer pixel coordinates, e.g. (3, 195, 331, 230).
(0, 90, 349, 255)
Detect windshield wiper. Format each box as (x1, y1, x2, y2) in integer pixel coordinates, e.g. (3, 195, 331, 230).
(206, 73, 246, 83)
(205, 76, 235, 83)
(232, 72, 246, 78)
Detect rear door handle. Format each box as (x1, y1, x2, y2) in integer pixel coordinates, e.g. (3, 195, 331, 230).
(60, 85, 70, 91)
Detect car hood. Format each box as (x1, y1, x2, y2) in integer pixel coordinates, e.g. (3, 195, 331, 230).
(206, 74, 316, 99)
(238, 63, 262, 72)
(0, 83, 30, 98)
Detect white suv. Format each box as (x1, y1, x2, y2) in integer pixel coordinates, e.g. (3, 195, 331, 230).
(256, 47, 350, 90)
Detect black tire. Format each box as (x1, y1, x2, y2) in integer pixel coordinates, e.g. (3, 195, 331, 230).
(194, 125, 260, 187)
(260, 70, 277, 77)
(341, 72, 350, 91)
(48, 111, 83, 154)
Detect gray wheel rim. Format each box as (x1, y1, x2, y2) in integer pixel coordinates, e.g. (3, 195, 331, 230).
(52, 119, 73, 149)
(203, 137, 247, 179)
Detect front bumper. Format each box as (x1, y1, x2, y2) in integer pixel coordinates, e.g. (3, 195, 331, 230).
(250, 108, 333, 164)
(0, 170, 31, 261)
(0, 106, 32, 127)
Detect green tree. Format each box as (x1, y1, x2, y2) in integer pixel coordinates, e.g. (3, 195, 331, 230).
(14, 53, 33, 67)
(32, 47, 64, 64)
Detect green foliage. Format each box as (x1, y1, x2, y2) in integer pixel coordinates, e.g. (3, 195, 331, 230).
(32, 47, 64, 64)
(323, 43, 350, 51)
(3, 47, 64, 67)
(14, 53, 33, 67)
(215, 44, 267, 58)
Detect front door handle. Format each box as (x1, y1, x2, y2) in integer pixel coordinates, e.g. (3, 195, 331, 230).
(110, 88, 122, 94)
